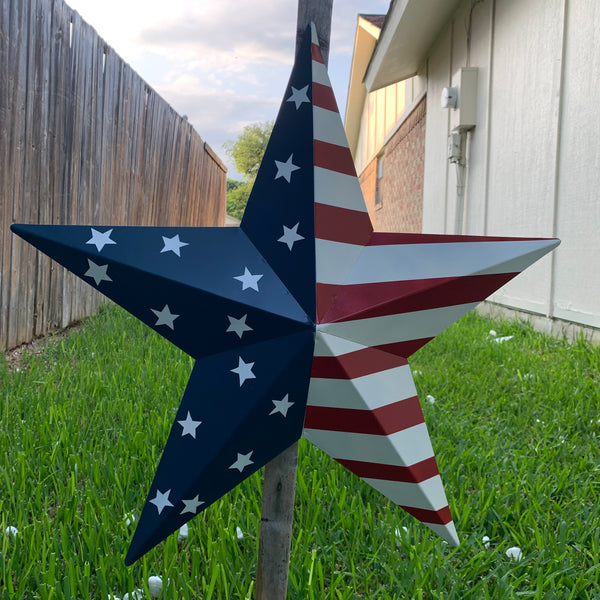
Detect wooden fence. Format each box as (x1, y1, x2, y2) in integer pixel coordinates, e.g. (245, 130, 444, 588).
(0, 0, 227, 351)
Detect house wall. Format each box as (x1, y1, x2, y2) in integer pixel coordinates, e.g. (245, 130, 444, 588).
(421, 0, 600, 330)
(354, 81, 406, 176)
(358, 96, 426, 233)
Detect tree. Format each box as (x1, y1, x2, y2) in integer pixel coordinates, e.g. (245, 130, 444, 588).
(224, 121, 273, 181)
(224, 122, 273, 220)
(226, 180, 252, 221)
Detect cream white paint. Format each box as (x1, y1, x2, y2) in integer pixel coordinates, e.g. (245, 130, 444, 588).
(421, 0, 599, 329)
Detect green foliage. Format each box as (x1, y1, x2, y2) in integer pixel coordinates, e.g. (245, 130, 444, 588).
(226, 181, 252, 222)
(2, 305, 600, 598)
(223, 122, 272, 221)
(223, 122, 272, 182)
(227, 178, 243, 193)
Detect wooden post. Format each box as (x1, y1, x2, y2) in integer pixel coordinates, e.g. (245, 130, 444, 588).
(255, 2, 333, 599)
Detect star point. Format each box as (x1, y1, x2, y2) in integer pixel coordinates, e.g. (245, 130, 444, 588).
(161, 234, 189, 257)
(229, 451, 254, 473)
(177, 411, 201, 438)
(180, 495, 204, 515)
(84, 259, 112, 286)
(226, 314, 253, 338)
(231, 357, 256, 386)
(274, 154, 300, 183)
(269, 394, 294, 417)
(150, 489, 173, 514)
(86, 228, 116, 252)
(286, 84, 310, 109)
(151, 304, 179, 329)
(278, 223, 304, 251)
(233, 267, 263, 291)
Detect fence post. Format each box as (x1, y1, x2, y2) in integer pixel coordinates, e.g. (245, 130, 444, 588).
(254, 2, 333, 599)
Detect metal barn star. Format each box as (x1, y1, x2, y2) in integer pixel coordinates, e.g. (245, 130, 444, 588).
(12, 24, 559, 564)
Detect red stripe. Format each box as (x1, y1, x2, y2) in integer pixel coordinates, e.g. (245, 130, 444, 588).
(368, 232, 549, 246)
(313, 82, 338, 112)
(401, 504, 453, 526)
(314, 203, 373, 245)
(311, 43, 325, 64)
(316, 283, 340, 323)
(311, 346, 408, 379)
(336, 456, 440, 484)
(314, 140, 356, 176)
(374, 338, 435, 359)
(318, 272, 518, 323)
(304, 395, 424, 435)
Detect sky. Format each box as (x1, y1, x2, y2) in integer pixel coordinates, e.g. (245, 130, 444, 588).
(64, 0, 390, 179)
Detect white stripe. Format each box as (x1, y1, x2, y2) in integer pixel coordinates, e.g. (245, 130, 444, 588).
(307, 364, 417, 411)
(318, 303, 479, 347)
(318, 239, 559, 286)
(316, 239, 364, 285)
(363, 475, 448, 511)
(426, 521, 460, 546)
(313, 330, 367, 356)
(312, 61, 330, 87)
(303, 422, 434, 467)
(313, 106, 348, 147)
(310, 23, 319, 44)
(314, 168, 368, 213)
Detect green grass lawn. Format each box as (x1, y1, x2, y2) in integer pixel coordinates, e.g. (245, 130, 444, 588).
(1, 304, 599, 599)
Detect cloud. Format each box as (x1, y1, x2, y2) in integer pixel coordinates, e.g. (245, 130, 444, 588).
(138, 0, 297, 68)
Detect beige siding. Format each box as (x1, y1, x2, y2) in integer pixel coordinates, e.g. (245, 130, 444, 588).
(553, 0, 600, 328)
(355, 81, 406, 175)
(420, 0, 600, 329)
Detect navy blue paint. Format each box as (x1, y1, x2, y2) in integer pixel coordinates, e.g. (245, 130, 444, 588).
(10, 26, 320, 565)
(241, 26, 316, 321)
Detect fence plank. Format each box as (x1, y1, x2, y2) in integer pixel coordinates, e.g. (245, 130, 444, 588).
(1, 0, 227, 350)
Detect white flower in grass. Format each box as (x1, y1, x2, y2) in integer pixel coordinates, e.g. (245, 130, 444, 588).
(482, 535, 490, 549)
(107, 595, 121, 600)
(426, 394, 436, 405)
(493, 336, 514, 344)
(148, 576, 163, 598)
(123, 590, 143, 600)
(236, 526, 244, 541)
(5, 526, 18, 537)
(412, 369, 423, 377)
(124, 513, 136, 527)
(489, 330, 497, 337)
(505, 546, 523, 561)
(394, 526, 409, 546)
(178, 523, 188, 541)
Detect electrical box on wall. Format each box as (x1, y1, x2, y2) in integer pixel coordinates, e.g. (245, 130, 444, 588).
(447, 132, 462, 163)
(451, 67, 478, 131)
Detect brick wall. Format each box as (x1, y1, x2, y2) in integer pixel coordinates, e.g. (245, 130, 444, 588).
(357, 96, 426, 233)
(358, 156, 378, 222)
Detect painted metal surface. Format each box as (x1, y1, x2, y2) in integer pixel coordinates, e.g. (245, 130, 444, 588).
(12, 23, 559, 564)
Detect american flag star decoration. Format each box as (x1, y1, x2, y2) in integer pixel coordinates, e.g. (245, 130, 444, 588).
(12, 24, 560, 564)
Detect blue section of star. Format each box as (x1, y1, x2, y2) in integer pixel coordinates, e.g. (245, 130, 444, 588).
(241, 28, 316, 321)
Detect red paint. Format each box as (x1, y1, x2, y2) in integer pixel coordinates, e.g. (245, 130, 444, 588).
(336, 456, 440, 484)
(314, 140, 356, 176)
(314, 203, 372, 246)
(311, 345, 408, 379)
(304, 395, 424, 436)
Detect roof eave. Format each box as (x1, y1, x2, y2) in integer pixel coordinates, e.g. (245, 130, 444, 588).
(364, 0, 462, 92)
